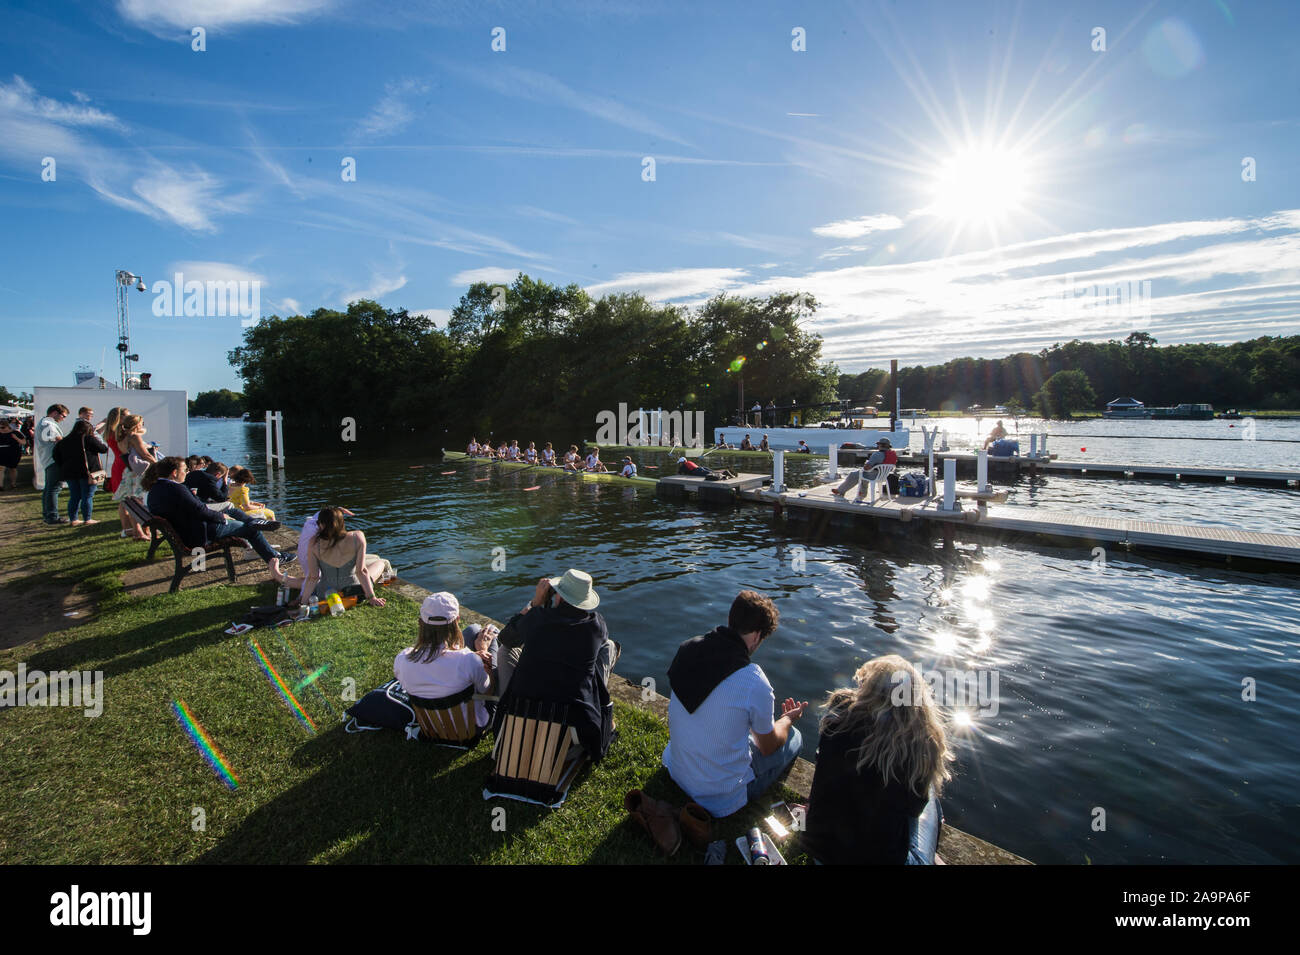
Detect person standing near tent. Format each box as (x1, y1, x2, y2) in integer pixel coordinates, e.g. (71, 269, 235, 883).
(0, 419, 23, 491)
(34, 404, 70, 523)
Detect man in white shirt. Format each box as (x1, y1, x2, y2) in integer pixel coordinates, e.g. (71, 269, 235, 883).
(620, 456, 637, 479)
(35, 403, 69, 523)
(662, 590, 807, 817)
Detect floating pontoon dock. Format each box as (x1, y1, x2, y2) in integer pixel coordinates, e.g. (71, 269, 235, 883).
(747, 484, 1300, 566)
(891, 451, 1300, 488)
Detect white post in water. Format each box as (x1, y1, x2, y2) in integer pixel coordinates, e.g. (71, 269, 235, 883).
(773, 450, 785, 493)
(656, 408, 664, 446)
(265, 410, 285, 470)
(1041, 432, 1049, 456)
(928, 445, 936, 497)
(943, 458, 957, 511)
(1029, 433, 1039, 457)
(827, 444, 839, 480)
(977, 448, 988, 493)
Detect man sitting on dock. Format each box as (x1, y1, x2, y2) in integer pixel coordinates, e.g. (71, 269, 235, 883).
(981, 420, 1008, 450)
(759, 434, 770, 452)
(739, 434, 754, 451)
(662, 590, 808, 818)
(830, 438, 898, 498)
(795, 440, 812, 453)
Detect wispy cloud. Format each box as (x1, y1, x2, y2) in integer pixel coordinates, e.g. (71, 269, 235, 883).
(586, 268, 750, 301)
(117, 0, 334, 33)
(355, 78, 428, 140)
(812, 214, 905, 238)
(0, 75, 122, 130)
(412, 307, 452, 329)
(342, 270, 407, 305)
(449, 63, 691, 147)
(450, 267, 519, 287)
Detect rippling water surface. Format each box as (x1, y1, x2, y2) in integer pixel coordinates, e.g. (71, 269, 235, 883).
(190, 419, 1300, 864)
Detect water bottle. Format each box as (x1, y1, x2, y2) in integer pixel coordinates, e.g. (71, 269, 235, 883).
(326, 591, 345, 617)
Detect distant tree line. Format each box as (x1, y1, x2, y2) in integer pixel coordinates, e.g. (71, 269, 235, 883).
(0, 385, 34, 406)
(188, 389, 246, 417)
(839, 333, 1300, 416)
(227, 276, 840, 446)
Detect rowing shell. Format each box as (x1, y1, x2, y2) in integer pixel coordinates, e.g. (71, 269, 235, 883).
(441, 452, 660, 488)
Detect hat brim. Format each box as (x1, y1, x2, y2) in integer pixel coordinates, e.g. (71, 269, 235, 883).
(548, 575, 600, 610)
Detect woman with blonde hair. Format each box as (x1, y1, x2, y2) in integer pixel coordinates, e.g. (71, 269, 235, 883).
(802, 655, 954, 864)
(102, 407, 128, 493)
(111, 413, 157, 540)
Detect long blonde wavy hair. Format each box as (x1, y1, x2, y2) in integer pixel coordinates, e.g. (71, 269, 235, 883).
(821, 655, 954, 797)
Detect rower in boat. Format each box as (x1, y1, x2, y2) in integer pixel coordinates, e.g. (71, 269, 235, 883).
(467, 437, 481, 456)
(524, 441, 538, 464)
(507, 440, 522, 461)
(497, 440, 509, 459)
(563, 445, 580, 470)
(541, 442, 557, 467)
(585, 447, 609, 473)
(620, 456, 637, 478)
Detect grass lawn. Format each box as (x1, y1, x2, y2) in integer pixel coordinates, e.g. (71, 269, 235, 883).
(0, 487, 801, 864)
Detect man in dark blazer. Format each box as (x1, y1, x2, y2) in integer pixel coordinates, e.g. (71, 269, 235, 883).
(147, 457, 293, 571)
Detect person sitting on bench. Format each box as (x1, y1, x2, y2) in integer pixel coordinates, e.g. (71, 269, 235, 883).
(144, 456, 292, 574)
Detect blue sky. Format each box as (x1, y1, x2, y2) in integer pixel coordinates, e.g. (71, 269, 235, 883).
(1, 0, 1298, 396)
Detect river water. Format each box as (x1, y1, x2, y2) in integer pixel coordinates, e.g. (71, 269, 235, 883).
(188, 417, 1300, 864)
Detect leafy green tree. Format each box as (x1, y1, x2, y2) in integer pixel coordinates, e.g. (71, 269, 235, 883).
(188, 389, 246, 417)
(1035, 369, 1097, 419)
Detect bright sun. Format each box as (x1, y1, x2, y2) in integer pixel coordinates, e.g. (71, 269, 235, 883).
(929, 146, 1031, 228)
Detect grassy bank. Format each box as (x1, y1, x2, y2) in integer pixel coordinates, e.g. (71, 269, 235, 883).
(0, 479, 800, 864)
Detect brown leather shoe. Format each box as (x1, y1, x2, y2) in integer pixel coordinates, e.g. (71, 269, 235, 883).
(679, 802, 712, 850)
(624, 789, 682, 856)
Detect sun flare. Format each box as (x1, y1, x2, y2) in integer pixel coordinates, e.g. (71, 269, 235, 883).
(929, 145, 1032, 228)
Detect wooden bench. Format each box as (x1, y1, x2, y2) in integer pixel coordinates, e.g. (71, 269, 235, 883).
(123, 497, 249, 593)
(484, 697, 589, 808)
(408, 685, 484, 750)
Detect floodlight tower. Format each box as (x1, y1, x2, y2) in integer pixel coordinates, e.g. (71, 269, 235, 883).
(115, 270, 146, 388)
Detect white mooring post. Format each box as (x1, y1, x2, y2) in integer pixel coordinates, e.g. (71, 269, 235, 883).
(1041, 432, 1049, 456)
(827, 444, 839, 480)
(977, 448, 989, 494)
(928, 446, 936, 496)
(265, 410, 285, 470)
(942, 458, 957, 511)
(656, 408, 664, 446)
(1029, 433, 1039, 457)
(773, 450, 785, 493)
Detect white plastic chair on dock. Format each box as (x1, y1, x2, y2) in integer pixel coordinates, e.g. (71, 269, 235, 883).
(856, 463, 895, 505)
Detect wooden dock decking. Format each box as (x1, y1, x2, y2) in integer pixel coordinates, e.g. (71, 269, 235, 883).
(891, 451, 1300, 488)
(758, 485, 1300, 565)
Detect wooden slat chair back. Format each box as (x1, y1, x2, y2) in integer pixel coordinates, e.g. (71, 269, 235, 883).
(408, 684, 482, 750)
(124, 497, 248, 593)
(484, 697, 587, 808)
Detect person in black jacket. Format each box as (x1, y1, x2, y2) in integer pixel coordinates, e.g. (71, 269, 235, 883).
(493, 570, 618, 762)
(182, 460, 266, 524)
(52, 419, 110, 525)
(145, 456, 292, 572)
(801, 655, 954, 864)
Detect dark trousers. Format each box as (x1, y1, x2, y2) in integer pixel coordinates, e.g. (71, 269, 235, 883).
(210, 520, 277, 561)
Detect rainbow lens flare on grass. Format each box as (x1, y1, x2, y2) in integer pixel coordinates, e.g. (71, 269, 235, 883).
(171, 699, 240, 790)
(248, 640, 317, 732)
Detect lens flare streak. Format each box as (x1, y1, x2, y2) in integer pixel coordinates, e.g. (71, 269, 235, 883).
(249, 640, 317, 732)
(171, 699, 241, 790)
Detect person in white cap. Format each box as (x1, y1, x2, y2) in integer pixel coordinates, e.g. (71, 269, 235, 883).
(393, 592, 498, 730)
(494, 570, 619, 762)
